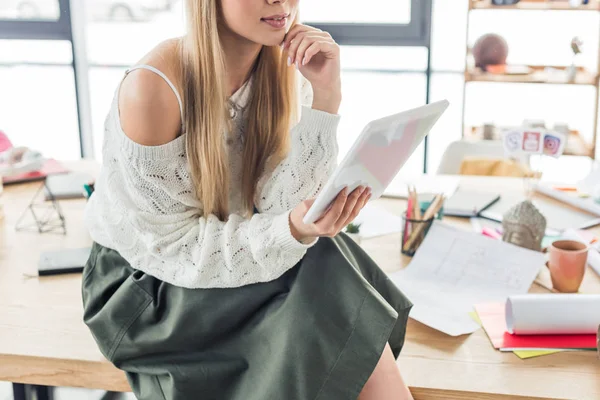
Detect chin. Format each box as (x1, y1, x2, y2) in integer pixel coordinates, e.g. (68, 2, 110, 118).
(254, 33, 286, 47)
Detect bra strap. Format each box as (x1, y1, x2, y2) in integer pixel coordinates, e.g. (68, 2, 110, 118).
(125, 65, 185, 132)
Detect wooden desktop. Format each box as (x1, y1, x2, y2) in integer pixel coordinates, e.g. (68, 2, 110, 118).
(0, 161, 598, 400)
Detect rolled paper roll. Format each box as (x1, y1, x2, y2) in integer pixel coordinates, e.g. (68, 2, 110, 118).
(506, 294, 600, 335)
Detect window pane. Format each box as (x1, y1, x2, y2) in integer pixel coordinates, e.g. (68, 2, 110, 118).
(89, 67, 126, 161)
(341, 46, 427, 72)
(302, 0, 411, 24)
(339, 71, 426, 189)
(85, 0, 184, 65)
(431, 0, 468, 72)
(0, 65, 80, 160)
(0, 0, 60, 21)
(0, 39, 72, 63)
(427, 73, 465, 173)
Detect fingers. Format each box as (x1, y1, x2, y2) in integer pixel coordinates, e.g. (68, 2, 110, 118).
(283, 24, 321, 48)
(302, 41, 326, 65)
(341, 187, 371, 228)
(287, 32, 333, 66)
(314, 187, 349, 236)
(334, 186, 368, 231)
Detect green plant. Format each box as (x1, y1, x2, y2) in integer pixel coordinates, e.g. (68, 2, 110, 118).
(345, 222, 361, 234)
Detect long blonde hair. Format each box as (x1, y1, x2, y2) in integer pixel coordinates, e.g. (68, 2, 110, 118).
(182, 0, 298, 221)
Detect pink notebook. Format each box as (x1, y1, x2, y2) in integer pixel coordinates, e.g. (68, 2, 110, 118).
(2, 159, 70, 185)
(475, 303, 597, 350)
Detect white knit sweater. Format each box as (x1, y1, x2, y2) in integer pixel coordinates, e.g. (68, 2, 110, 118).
(84, 68, 340, 289)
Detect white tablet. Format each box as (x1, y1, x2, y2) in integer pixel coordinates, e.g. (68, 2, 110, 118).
(303, 99, 450, 225)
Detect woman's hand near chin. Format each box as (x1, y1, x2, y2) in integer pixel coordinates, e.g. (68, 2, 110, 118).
(283, 24, 341, 115)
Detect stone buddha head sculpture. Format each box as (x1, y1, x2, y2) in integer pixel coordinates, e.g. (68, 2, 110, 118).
(502, 200, 546, 252)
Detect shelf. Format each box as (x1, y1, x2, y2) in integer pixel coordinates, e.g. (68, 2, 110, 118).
(465, 66, 598, 86)
(465, 126, 594, 157)
(470, 0, 600, 11)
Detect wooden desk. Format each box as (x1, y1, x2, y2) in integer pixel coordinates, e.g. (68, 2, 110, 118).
(1, 166, 599, 399)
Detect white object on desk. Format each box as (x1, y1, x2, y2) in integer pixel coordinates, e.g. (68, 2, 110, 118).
(303, 100, 450, 224)
(44, 172, 93, 200)
(351, 203, 403, 239)
(535, 181, 600, 217)
(506, 294, 600, 335)
(389, 222, 545, 336)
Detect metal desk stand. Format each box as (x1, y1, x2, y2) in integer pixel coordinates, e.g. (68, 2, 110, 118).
(15, 179, 66, 235)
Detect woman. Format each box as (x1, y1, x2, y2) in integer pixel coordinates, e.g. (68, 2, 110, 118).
(82, 0, 413, 398)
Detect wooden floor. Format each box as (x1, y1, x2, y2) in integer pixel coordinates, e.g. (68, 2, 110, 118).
(0, 382, 136, 400)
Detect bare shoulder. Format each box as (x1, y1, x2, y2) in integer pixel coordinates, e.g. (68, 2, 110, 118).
(118, 38, 184, 146)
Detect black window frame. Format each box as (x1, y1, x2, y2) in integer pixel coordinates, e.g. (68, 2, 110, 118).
(308, 0, 432, 47)
(0, 0, 72, 40)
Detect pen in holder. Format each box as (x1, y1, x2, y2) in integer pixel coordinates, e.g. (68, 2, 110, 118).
(401, 214, 435, 256)
(401, 187, 445, 256)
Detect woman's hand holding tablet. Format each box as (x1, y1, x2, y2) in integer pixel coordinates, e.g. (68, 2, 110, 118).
(289, 185, 372, 244)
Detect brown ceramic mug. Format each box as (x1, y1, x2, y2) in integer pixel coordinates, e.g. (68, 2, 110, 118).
(547, 240, 588, 293)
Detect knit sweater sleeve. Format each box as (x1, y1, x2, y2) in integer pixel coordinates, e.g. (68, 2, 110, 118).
(255, 81, 340, 214)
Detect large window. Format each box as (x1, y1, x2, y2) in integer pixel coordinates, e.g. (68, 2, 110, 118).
(303, 0, 433, 178)
(83, 0, 185, 160)
(0, 0, 82, 160)
(1, 0, 434, 172)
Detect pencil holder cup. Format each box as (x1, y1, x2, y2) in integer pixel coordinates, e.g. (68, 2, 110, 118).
(401, 213, 435, 257)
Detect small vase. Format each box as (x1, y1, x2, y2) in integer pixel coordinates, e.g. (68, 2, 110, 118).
(346, 232, 362, 245)
(566, 63, 577, 82)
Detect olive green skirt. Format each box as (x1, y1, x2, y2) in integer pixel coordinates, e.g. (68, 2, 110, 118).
(82, 233, 412, 400)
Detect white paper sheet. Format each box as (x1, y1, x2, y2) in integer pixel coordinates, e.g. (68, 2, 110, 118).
(389, 222, 545, 336)
(352, 203, 403, 239)
(506, 294, 600, 335)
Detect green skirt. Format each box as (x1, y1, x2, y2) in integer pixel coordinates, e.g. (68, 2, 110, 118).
(82, 233, 412, 400)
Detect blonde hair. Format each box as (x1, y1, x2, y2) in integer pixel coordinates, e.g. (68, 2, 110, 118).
(182, 0, 298, 221)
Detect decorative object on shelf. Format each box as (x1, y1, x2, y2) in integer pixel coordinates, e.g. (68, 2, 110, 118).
(502, 127, 566, 197)
(567, 36, 584, 82)
(502, 200, 546, 251)
(345, 222, 362, 245)
(483, 123, 496, 140)
(472, 33, 509, 71)
(502, 128, 567, 158)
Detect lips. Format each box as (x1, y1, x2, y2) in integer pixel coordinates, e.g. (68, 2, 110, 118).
(261, 13, 289, 29)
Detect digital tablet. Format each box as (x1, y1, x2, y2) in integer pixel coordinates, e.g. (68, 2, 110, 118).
(303, 100, 450, 225)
